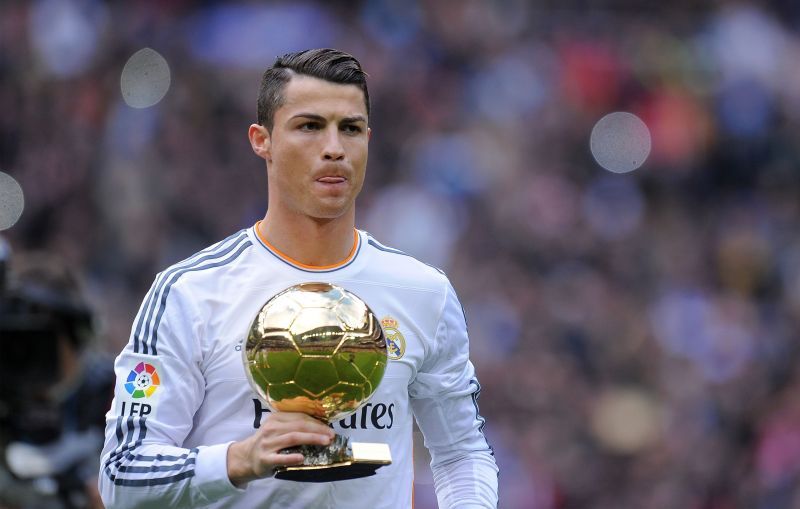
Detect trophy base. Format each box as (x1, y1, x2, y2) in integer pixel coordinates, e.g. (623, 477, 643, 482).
(274, 436, 391, 482)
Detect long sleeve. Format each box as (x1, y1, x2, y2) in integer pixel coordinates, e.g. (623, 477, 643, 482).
(98, 273, 243, 508)
(409, 281, 499, 509)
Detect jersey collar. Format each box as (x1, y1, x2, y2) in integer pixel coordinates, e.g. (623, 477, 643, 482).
(252, 221, 362, 273)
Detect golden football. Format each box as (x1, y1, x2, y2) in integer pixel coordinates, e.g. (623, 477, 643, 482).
(243, 282, 388, 423)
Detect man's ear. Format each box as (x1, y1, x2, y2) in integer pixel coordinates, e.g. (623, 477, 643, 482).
(367, 127, 372, 141)
(248, 124, 271, 161)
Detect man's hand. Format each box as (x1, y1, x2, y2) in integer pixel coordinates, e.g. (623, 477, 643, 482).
(226, 412, 335, 486)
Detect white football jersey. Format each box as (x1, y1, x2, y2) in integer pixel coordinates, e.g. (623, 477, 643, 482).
(99, 225, 498, 508)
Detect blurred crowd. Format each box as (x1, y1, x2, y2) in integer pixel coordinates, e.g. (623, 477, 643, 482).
(3, 0, 800, 507)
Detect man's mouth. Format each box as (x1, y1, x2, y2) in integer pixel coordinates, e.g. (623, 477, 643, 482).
(317, 176, 347, 184)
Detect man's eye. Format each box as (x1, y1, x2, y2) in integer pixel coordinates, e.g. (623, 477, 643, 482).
(300, 122, 321, 131)
(342, 124, 362, 134)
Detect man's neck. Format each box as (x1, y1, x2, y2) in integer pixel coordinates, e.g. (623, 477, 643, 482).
(258, 209, 356, 267)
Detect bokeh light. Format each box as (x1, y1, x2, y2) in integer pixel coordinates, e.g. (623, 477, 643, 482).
(590, 387, 663, 454)
(28, 0, 107, 77)
(120, 48, 171, 109)
(590, 112, 652, 173)
(0, 172, 24, 231)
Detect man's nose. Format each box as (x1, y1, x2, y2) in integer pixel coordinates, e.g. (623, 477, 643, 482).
(322, 128, 345, 161)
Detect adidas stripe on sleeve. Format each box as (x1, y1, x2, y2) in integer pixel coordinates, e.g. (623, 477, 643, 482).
(99, 232, 251, 508)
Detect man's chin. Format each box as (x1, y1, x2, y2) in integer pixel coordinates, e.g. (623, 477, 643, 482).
(308, 202, 353, 222)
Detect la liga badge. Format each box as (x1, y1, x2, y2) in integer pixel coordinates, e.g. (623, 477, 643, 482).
(116, 357, 164, 419)
(125, 361, 161, 398)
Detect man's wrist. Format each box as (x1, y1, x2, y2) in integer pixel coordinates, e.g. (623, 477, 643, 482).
(226, 441, 258, 487)
(194, 443, 248, 502)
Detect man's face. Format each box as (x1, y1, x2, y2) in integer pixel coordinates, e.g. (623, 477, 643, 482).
(251, 75, 370, 221)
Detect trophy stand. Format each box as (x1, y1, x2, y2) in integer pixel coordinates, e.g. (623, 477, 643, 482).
(275, 435, 392, 482)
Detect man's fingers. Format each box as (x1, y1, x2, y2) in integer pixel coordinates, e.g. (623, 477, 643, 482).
(270, 431, 333, 450)
(262, 413, 334, 437)
(267, 452, 306, 467)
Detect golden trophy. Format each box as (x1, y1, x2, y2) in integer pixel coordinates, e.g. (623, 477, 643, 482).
(243, 282, 391, 482)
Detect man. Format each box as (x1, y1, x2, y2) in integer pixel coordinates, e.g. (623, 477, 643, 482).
(99, 48, 498, 508)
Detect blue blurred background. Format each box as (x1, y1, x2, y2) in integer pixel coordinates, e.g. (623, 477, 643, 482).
(2, 0, 800, 507)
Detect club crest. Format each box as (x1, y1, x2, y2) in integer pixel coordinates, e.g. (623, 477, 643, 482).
(381, 316, 405, 360)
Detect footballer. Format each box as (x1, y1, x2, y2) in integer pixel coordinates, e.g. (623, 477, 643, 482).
(99, 48, 498, 508)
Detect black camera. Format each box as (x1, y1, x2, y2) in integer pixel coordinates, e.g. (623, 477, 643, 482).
(0, 242, 113, 508)
(0, 250, 95, 444)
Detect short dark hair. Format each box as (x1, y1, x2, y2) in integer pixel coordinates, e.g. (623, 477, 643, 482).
(257, 48, 370, 130)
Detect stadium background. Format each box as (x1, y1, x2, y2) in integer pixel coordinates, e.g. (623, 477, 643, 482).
(2, 0, 800, 507)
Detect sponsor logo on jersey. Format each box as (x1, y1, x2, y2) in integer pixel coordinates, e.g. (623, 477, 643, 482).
(252, 398, 395, 430)
(381, 316, 405, 360)
(125, 361, 160, 398)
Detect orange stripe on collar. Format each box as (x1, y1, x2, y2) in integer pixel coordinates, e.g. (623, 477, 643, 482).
(254, 221, 359, 271)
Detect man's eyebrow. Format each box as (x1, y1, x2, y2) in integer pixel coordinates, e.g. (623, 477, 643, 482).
(290, 113, 326, 122)
(341, 115, 367, 124)
(290, 113, 366, 123)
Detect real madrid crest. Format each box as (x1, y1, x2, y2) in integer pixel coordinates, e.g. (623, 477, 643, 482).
(381, 316, 406, 360)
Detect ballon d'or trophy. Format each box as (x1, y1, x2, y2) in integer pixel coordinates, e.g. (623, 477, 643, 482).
(243, 282, 391, 482)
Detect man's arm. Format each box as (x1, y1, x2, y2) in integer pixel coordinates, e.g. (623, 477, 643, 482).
(409, 281, 499, 509)
(98, 273, 333, 508)
(98, 274, 238, 508)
